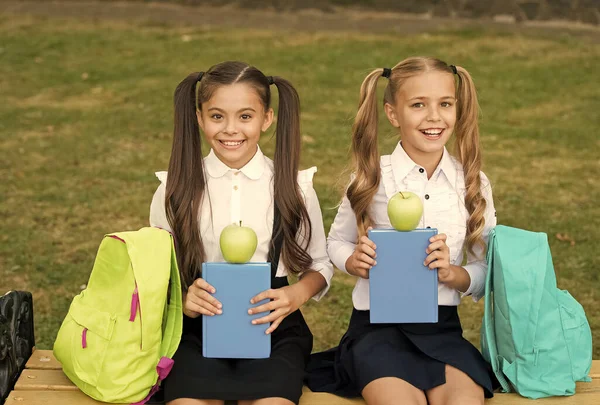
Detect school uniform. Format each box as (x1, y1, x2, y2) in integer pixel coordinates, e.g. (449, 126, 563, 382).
(149, 147, 334, 404)
(306, 142, 498, 398)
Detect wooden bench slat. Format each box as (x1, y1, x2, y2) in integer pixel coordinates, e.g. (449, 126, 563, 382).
(25, 349, 62, 370)
(486, 392, 600, 404)
(6, 390, 126, 405)
(14, 369, 78, 391)
(300, 388, 365, 404)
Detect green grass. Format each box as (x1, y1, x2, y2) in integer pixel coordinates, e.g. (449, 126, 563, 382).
(0, 14, 599, 356)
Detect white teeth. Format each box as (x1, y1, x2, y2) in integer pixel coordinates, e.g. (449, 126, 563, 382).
(222, 140, 243, 146)
(423, 129, 443, 135)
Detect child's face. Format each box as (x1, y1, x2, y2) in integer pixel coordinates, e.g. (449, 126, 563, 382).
(385, 70, 456, 161)
(198, 83, 273, 169)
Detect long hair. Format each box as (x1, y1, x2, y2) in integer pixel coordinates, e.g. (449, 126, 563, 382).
(166, 61, 312, 290)
(348, 57, 487, 256)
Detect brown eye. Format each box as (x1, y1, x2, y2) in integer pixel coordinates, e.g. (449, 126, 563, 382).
(411, 102, 425, 108)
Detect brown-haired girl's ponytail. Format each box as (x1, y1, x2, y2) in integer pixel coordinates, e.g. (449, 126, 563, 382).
(165, 72, 207, 290)
(453, 66, 487, 256)
(270, 76, 313, 275)
(347, 68, 386, 237)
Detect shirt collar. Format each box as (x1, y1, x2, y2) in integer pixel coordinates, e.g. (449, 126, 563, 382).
(204, 146, 266, 180)
(390, 142, 457, 188)
(390, 142, 419, 183)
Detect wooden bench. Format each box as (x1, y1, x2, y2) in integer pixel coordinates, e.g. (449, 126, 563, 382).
(3, 350, 599, 405)
(2, 291, 600, 404)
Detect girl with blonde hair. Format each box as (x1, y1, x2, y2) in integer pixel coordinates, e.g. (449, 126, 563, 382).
(307, 57, 497, 405)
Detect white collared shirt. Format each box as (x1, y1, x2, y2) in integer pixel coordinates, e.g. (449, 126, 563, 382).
(327, 142, 496, 309)
(149, 146, 334, 300)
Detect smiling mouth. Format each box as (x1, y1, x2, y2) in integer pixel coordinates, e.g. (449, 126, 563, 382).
(218, 140, 245, 149)
(420, 128, 445, 139)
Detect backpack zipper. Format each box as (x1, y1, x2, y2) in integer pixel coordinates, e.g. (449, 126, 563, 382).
(130, 283, 140, 322)
(130, 280, 143, 349)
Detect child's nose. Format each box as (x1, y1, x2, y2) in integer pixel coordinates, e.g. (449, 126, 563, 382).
(223, 120, 239, 135)
(426, 106, 441, 122)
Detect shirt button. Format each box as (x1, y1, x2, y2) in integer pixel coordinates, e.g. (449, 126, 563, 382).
(234, 171, 239, 176)
(419, 168, 425, 173)
(425, 194, 430, 200)
(233, 186, 238, 191)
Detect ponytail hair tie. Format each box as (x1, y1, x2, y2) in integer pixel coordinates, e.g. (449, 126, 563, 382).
(382, 68, 392, 79)
(196, 71, 204, 82)
(267, 76, 274, 85)
(449, 65, 457, 75)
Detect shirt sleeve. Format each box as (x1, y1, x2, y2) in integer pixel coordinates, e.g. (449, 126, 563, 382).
(326, 186, 358, 275)
(461, 172, 496, 302)
(300, 185, 335, 301)
(149, 179, 172, 233)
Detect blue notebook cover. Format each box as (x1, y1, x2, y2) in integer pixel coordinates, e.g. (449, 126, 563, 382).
(202, 262, 271, 359)
(368, 228, 439, 323)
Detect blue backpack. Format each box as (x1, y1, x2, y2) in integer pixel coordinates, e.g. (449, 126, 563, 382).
(480, 225, 592, 398)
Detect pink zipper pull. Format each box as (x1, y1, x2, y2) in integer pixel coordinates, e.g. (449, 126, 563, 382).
(130, 285, 139, 322)
(82, 328, 88, 348)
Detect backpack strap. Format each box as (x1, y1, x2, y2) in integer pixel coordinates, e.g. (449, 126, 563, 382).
(132, 234, 182, 405)
(481, 228, 512, 393)
(267, 205, 284, 279)
(159, 235, 183, 359)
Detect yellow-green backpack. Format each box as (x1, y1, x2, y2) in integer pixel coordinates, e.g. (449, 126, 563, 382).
(53, 227, 182, 403)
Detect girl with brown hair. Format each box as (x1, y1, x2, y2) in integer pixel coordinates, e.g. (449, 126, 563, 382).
(149, 61, 333, 405)
(306, 57, 497, 404)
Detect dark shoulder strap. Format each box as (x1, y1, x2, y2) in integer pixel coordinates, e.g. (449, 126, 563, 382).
(267, 205, 284, 279)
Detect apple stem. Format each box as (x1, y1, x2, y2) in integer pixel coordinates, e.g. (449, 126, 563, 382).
(239, 220, 242, 227)
(398, 191, 405, 199)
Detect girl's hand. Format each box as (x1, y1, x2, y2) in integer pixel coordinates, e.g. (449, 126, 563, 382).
(424, 233, 454, 284)
(345, 233, 377, 279)
(248, 285, 303, 335)
(183, 278, 223, 318)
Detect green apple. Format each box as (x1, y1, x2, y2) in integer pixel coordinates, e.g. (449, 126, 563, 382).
(219, 221, 258, 263)
(387, 191, 423, 231)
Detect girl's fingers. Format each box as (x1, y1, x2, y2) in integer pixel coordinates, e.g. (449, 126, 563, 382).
(429, 233, 447, 243)
(193, 278, 216, 293)
(426, 240, 448, 254)
(431, 260, 449, 270)
(359, 243, 377, 259)
(250, 288, 278, 305)
(354, 268, 370, 279)
(252, 308, 285, 325)
(248, 300, 278, 315)
(355, 258, 373, 270)
(348, 263, 370, 279)
(187, 294, 221, 315)
(360, 253, 377, 266)
(265, 317, 284, 335)
(424, 250, 444, 266)
(193, 289, 222, 309)
(185, 300, 215, 316)
(359, 235, 377, 251)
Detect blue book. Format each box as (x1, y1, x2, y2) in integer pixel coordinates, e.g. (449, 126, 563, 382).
(368, 228, 438, 323)
(202, 262, 271, 359)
